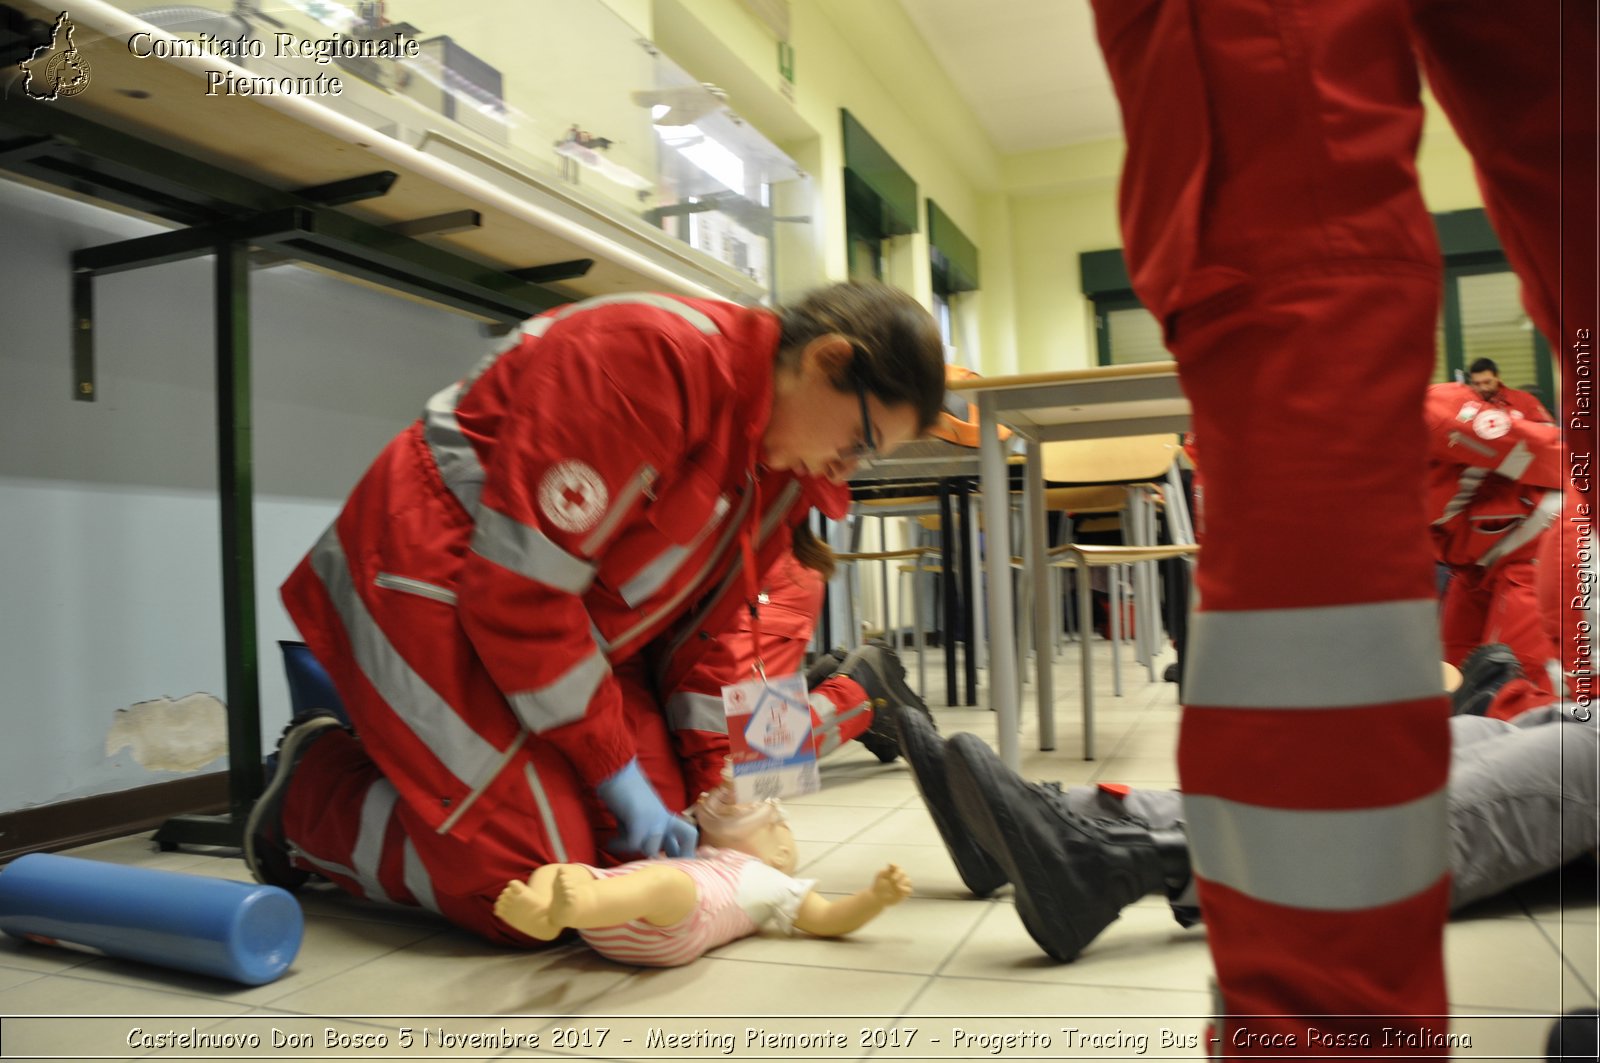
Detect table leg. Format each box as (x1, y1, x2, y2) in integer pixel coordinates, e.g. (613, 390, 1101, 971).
(1025, 439, 1054, 751)
(938, 483, 957, 708)
(958, 482, 979, 706)
(979, 396, 1020, 770)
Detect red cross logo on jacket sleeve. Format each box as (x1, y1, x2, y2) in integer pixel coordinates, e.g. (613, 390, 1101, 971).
(538, 461, 609, 534)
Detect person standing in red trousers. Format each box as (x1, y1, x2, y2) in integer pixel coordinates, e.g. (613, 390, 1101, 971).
(1087, 0, 1596, 1054)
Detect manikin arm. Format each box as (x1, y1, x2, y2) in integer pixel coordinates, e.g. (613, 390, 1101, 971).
(791, 864, 912, 937)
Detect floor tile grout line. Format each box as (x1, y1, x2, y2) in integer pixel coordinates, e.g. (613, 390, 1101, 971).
(1527, 915, 1600, 1002)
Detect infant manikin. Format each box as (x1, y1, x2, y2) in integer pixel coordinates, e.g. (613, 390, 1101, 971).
(493, 784, 911, 966)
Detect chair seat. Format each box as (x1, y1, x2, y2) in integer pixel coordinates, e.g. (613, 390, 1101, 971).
(1057, 542, 1198, 566)
(835, 546, 937, 563)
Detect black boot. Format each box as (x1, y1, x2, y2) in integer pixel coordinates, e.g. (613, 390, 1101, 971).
(889, 705, 1006, 896)
(1452, 643, 1523, 716)
(945, 733, 1187, 962)
(244, 711, 343, 891)
(805, 647, 848, 690)
(835, 644, 932, 763)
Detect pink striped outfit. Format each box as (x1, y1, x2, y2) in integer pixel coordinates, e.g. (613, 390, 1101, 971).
(577, 847, 814, 967)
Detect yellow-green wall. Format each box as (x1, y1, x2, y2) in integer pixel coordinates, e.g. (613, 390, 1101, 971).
(652, 0, 1006, 363)
(647, 1, 1486, 377)
(1000, 93, 1485, 373)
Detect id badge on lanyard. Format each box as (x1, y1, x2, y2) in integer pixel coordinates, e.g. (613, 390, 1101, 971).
(723, 480, 820, 803)
(722, 666, 818, 803)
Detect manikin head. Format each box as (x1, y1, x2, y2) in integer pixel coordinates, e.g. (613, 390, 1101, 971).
(1468, 357, 1503, 401)
(760, 282, 947, 484)
(693, 785, 798, 875)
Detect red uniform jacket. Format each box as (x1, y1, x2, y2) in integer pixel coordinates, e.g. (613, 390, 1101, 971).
(281, 294, 847, 849)
(1426, 382, 1563, 568)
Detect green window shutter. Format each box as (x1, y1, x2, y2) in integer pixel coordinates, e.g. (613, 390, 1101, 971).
(1079, 247, 1133, 300)
(841, 109, 918, 239)
(928, 199, 980, 293)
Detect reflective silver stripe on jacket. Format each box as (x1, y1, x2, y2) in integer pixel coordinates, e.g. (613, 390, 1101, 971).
(1185, 790, 1449, 910)
(621, 496, 732, 607)
(525, 763, 571, 864)
(608, 482, 773, 656)
(580, 465, 658, 558)
(417, 316, 555, 517)
(351, 779, 398, 904)
(506, 650, 610, 731)
(554, 293, 722, 335)
(1185, 599, 1442, 708)
(656, 481, 805, 665)
(1435, 468, 1488, 525)
(1479, 488, 1562, 567)
(665, 691, 726, 734)
(402, 840, 440, 914)
(1447, 429, 1497, 458)
(1496, 440, 1535, 481)
(422, 383, 485, 517)
(809, 692, 857, 756)
(436, 732, 528, 837)
(589, 620, 612, 659)
(472, 505, 597, 595)
(375, 572, 457, 605)
(308, 523, 512, 801)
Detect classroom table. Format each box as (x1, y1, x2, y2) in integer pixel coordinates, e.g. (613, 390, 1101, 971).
(948, 363, 1192, 770)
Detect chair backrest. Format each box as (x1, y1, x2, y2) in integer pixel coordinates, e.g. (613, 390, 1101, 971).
(1042, 434, 1181, 486)
(1044, 485, 1128, 514)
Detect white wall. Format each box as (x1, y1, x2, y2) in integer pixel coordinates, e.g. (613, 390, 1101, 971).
(0, 177, 493, 812)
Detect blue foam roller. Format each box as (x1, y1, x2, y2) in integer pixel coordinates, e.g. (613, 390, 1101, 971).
(0, 853, 303, 985)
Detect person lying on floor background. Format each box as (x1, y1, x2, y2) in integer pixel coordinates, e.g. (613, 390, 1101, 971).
(887, 648, 1597, 964)
(493, 780, 911, 966)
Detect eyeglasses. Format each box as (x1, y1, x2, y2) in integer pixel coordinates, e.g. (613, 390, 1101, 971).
(845, 375, 879, 464)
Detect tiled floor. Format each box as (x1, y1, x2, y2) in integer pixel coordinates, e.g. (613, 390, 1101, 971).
(1, 643, 1594, 1060)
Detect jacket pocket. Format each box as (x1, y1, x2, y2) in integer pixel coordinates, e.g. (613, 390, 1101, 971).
(644, 461, 727, 545)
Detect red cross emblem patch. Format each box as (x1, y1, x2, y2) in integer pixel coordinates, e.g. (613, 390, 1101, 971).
(1472, 408, 1511, 441)
(538, 461, 608, 534)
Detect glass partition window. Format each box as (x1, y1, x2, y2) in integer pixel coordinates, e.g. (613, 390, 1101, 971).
(113, 0, 813, 304)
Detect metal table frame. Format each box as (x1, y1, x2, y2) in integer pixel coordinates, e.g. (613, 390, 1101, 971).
(950, 363, 1191, 771)
(847, 439, 998, 707)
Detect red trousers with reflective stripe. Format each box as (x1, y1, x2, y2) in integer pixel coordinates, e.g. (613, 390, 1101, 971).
(284, 727, 564, 945)
(1090, 0, 1583, 1051)
(1441, 556, 1560, 721)
(281, 580, 868, 946)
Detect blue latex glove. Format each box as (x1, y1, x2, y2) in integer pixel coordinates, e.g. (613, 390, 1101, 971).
(596, 759, 698, 858)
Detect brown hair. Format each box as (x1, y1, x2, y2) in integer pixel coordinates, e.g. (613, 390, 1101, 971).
(790, 521, 836, 580)
(777, 282, 947, 433)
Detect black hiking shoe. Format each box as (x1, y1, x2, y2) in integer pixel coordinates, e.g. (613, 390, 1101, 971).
(835, 644, 932, 763)
(244, 712, 342, 891)
(890, 704, 1006, 896)
(1452, 643, 1523, 717)
(805, 647, 848, 689)
(945, 733, 1174, 962)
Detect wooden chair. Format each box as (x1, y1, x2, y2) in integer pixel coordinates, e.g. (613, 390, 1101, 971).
(1038, 434, 1197, 759)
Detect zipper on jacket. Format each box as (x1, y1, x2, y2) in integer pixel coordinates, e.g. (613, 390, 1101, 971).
(374, 572, 459, 605)
(581, 464, 658, 556)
